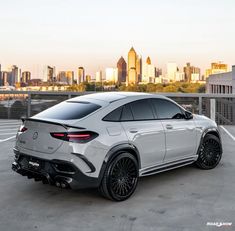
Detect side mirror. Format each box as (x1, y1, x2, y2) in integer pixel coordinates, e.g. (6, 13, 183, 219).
(185, 111, 193, 120)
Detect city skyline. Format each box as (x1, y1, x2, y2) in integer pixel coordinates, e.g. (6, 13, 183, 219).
(0, 0, 234, 77)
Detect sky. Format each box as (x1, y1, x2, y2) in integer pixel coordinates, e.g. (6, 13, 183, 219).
(0, 0, 235, 78)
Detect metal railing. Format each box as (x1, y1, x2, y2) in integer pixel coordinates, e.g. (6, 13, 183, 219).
(0, 91, 235, 125)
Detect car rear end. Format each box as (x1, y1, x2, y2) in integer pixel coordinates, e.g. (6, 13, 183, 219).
(12, 97, 109, 189)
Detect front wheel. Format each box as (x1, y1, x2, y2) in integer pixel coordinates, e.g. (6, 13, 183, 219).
(196, 134, 222, 170)
(99, 152, 139, 201)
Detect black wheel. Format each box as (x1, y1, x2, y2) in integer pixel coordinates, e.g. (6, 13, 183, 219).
(196, 134, 222, 170)
(99, 152, 139, 201)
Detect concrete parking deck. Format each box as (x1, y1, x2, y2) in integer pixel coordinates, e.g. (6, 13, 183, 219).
(0, 120, 234, 231)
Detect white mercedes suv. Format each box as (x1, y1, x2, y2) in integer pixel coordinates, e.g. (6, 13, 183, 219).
(12, 92, 222, 201)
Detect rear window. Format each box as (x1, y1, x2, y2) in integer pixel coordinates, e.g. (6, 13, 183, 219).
(34, 101, 101, 120)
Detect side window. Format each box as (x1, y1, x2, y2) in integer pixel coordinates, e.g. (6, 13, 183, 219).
(129, 99, 154, 121)
(152, 99, 184, 119)
(103, 106, 123, 122)
(121, 104, 133, 121)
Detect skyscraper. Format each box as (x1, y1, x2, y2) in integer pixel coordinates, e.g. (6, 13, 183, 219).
(105, 68, 118, 83)
(117, 56, 127, 84)
(0, 64, 2, 86)
(205, 62, 228, 78)
(167, 63, 178, 82)
(43, 66, 54, 82)
(78, 67, 85, 84)
(21, 71, 31, 84)
(183, 63, 200, 82)
(142, 56, 155, 83)
(66, 71, 74, 85)
(136, 56, 142, 82)
(95, 71, 102, 82)
(127, 47, 138, 85)
(7, 65, 20, 86)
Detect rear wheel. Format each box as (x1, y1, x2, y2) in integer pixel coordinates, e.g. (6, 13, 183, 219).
(99, 152, 139, 201)
(196, 134, 222, 170)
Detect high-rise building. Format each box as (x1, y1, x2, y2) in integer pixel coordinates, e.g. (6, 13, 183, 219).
(21, 71, 31, 84)
(117, 56, 127, 84)
(2, 72, 8, 86)
(85, 75, 91, 82)
(142, 56, 155, 83)
(183, 63, 200, 82)
(205, 62, 228, 78)
(78, 67, 85, 84)
(57, 71, 67, 83)
(95, 71, 102, 82)
(66, 71, 74, 85)
(7, 65, 20, 85)
(43, 66, 54, 82)
(105, 68, 118, 83)
(167, 63, 177, 82)
(0, 64, 2, 86)
(127, 47, 138, 85)
(136, 56, 142, 82)
(175, 71, 185, 82)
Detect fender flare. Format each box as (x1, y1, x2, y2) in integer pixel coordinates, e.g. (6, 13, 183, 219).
(97, 143, 141, 185)
(197, 127, 222, 155)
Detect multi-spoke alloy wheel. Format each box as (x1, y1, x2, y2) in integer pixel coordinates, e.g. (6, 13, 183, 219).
(99, 152, 138, 201)
(196, 134, 222, 169)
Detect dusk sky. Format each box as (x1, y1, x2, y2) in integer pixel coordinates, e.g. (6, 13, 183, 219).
(0, 0, 234, 78)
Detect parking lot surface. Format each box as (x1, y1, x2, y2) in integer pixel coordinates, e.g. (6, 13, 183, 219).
(0, 120, 235, 231)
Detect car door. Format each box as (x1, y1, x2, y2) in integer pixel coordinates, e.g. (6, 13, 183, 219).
(151, 98, 197, 162)
(121, 99, 165, 168)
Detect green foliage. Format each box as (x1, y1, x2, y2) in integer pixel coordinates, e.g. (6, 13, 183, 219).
(66, 82, 205, 93)
(119, 82, 205, 93)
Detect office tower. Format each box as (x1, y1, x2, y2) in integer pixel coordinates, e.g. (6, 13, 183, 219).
(57, 71, 67, 83)
(167, 63, 177, 82)
(183, 63, 200, 82)
(7, 65, 20, 85)
(117, 56, 127, 84)
(95, 71, 102, 82)
(155, 68, 162, 77)
(85, 75, 91, 82)
(105, 68, 118, 83)
(43, 66, 54, 82)
(2, 72, 8, 86)
(66, 71, 74, 85)
(21, 71, 31, 84)
(136, 56, 142, 82)
(205, 62, 228, 78)
(78, 67, 85, 84)
(0, 64, 2, 86)
(142, 56, 155, 83)
(175, 71, 185, 82)
(127, 47, 138, 85)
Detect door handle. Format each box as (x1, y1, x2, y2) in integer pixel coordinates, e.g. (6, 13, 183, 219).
(129, 129, 138, 133)
(166, 124, 173, 130)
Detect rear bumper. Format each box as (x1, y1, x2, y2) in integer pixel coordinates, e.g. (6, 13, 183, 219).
(12, 149, 100, 189)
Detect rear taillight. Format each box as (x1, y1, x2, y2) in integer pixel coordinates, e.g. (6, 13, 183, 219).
(50, 131, 98, 143)
(19, 125, 28, 133)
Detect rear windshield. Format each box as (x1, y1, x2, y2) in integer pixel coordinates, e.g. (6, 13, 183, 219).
(34, 101, 101, 120)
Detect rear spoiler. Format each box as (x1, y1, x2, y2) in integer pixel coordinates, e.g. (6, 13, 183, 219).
(21, 117, 85, 130)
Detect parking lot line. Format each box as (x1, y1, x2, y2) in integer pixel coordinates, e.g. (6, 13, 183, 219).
(220, 126, 235, 141)
(0, 135, 15, 142)
(0, 129, 18, 131)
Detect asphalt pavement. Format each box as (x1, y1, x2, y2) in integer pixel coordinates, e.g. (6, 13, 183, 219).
(0, 121, 235, 231)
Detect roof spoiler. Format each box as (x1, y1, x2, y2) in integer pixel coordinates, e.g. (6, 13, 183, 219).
(21, 117, 85, 130)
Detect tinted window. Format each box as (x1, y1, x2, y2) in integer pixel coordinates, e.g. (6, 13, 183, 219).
(34, 101, 101, 120)
(121, 104, 133, 121)
(152, 99, 183, 119)
(129, 99, 154, 120)
(103, 106, 123, 121)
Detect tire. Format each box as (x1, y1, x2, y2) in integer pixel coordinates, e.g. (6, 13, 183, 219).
(196, 134, 222, 170)
(99, 152, 139, 201)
